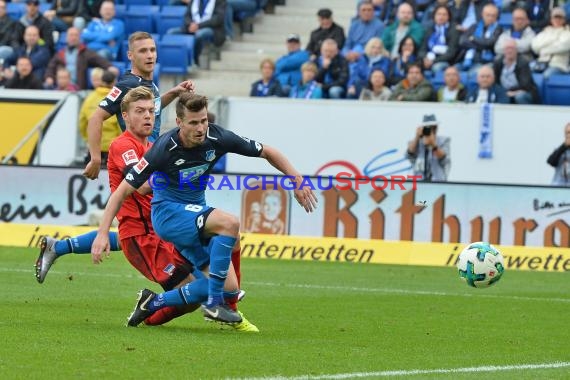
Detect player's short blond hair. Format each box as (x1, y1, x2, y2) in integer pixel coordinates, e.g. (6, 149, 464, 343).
(128, 31, 154, 51)
(120, 86, 154, 113)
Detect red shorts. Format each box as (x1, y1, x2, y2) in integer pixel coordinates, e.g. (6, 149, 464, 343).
(121, 235, 194, 291)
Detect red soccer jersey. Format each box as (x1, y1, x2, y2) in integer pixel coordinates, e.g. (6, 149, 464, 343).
(107, 131, 154, 239)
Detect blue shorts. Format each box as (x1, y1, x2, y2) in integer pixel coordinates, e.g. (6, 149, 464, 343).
(151, 201, 213, 268)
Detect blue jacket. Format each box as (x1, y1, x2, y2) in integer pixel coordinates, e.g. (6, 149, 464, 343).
(275, 49, 310, 88)
(466, 84, 509, 104)
(348, 54, 391, 88)
(81, 18, 125, 59)
(343, 18, 385, 55)
(289, 80, 322, 99)
(4, 44, 51, 80)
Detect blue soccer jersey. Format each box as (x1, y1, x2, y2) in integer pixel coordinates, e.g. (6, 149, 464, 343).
(98, 71, 162, 141)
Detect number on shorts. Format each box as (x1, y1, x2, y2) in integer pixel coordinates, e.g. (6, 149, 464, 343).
(185, 204, 203, 212)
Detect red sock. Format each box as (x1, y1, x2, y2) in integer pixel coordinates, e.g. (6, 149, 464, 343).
(231, 245, 241, 288)
(144, 307, 186, 326)
(225, 294, 239, 311)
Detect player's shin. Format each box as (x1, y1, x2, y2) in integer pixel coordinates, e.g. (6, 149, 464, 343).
(53, 231, 120, 256)
(207, 235, 237, 306)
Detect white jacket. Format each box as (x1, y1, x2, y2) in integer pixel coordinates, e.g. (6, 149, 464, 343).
(495, 26, 536, 59)
(531, 25, 570, 71)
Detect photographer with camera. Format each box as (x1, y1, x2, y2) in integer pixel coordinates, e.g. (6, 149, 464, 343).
(406, 114, 451, 182)
(546, 123, 570, 187)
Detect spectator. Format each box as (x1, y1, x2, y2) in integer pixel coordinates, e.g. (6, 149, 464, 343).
(289, 61, 323, 99)
(4, 56, 43, 89)
(3, 25, 51, 80)
(458, 3, 502, 72)
(77, 0, 103, 23)
(437, 65, 468, 101)
(275, 33, 310, 96)
(547, 123, 570, 187)
(493, 38, 540, 104)
(54, 67, 80, 91)
(0, 0, 16, 61)
(343, 0, 385, 63)
(422, 0, 458, 29)
(306, 8, 346, 60)
(314, 38, 349, 99)
(170, 0, 226, 66)
(406, 114, 450, 182)
(531, 7, 570, 79)
(383, 2, 425, 58)
(419, 5, 461, 74)
(347, 37, 391, 98)
(250, 58, 283, 97)
(359, 68, 392, 100)
(44, 27, 114, 90)
(376, 0, 419, 25)
(495, 7, 536, 62)
(81, 0, 125, 60)
(225, 0, 257, 39)
(466, 65, 509, 103)
(526, 0, 555, 32)
(455, 0, 491, 33)
(43, 0, 84, 33)
(389, 62, 435, 101)
(14, 0, 54, 53)
(79, 69, 120, 167)
(389, 36, 417, 85)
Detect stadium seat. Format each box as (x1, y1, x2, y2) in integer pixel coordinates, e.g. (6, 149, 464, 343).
(56, 32, 67, 51)
(532, 73, 544, 103)
(466, 71, 477, 92)
(156, 6, 186, 36)
(111, 61, 127, 78)
(6, 2, 24, 20)
(544, 74, 570, 106)
(498, 12, 513, 30)
(157, 40, 189, 75)
(39, 3, 51, 13)
(125, 0, 155, 5)
(115, 4, 128, 20)
(124, 6, 158, 35)
(160, 34, 194, 65)
(430, 70, 445, 90)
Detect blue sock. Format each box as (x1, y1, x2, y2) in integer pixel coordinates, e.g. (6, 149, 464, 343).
(206, 235, 237, 307)
(148, 278, 209, 312)
(54, 231, 120, 256)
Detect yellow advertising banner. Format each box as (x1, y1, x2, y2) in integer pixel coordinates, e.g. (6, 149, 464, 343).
(0, 100, 56, 164)
(1, 224, 569, 272)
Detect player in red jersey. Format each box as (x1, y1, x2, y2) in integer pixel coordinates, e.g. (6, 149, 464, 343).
(35, 86, 256, 331)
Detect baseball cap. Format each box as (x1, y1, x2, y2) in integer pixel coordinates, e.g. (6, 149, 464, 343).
(26, 0, 40, 5)
(317, 8, 332, 18)
(286, 33, 300, 43)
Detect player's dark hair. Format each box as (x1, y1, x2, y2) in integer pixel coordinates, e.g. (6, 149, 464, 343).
(128, 31, 154, 51)
(176, 93, 208, 119)
(120, 86, 154, 113)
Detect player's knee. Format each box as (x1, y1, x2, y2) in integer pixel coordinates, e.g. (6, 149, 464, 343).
(223, 215, 240, 237)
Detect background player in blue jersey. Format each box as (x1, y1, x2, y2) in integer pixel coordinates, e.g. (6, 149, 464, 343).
(84, 31, 195, 180)
(91, 92, 317, 325)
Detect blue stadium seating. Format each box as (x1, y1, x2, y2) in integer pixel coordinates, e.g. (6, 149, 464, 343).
(125, 0, 155, 5)
(6, 2, 24, 19)
(498, 12, 513, 30)
(115, 4, 128, 19)
(56, 32, 67, 51)
(544, 74, 570, 106)
(124, 6, 158, 35)
(157, 40, 189, 74)
(111, 61, 127, 78)
(156, 6, 186, 36)
(160, 34, 194, 64)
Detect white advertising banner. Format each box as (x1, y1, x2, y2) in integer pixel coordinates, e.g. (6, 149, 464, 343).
(1, 166, 568, 248)
(224, 98, 568, 186)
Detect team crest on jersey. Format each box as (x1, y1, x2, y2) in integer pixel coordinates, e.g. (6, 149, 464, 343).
(205, 150, 216, 162)
(106, 86, 122, 102)
(163, 263, 175, 276)
(133, 158, 149, 174)
(122, 149, 138, 165)
(241, 136, 251, 143)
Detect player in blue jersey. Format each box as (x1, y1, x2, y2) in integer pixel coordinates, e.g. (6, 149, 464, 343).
(83, 31, 194, 180)
(91, 92, 317, 325)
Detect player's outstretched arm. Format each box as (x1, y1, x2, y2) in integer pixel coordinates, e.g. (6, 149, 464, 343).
(260, 145, 318, 213)
(91, 180, 136, 264)
(160, 80, 195, 108)
(84, 107, 112, 180)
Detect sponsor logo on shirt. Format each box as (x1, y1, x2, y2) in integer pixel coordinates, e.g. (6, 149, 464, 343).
(122, 149, 138, 166)
(133, 158, 149, 174)
(106, 86, 122, 102)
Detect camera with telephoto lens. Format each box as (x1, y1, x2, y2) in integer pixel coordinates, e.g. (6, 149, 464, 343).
(422, 125, 435, 136)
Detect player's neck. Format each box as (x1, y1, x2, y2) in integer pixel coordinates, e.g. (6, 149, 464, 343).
(131, 68, 153, 81)
(129, 130, 149, 146)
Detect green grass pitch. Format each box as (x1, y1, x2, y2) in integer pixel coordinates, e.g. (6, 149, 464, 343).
(0, 246, 569, 379)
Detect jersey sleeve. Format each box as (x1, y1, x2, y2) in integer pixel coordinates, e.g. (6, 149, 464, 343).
(124, 142, 165, 189)
(98, 82, 129, 116)
(218, 128, 264, 157)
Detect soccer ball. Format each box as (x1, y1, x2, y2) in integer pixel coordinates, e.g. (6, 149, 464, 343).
(457, 242, 505, 288)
